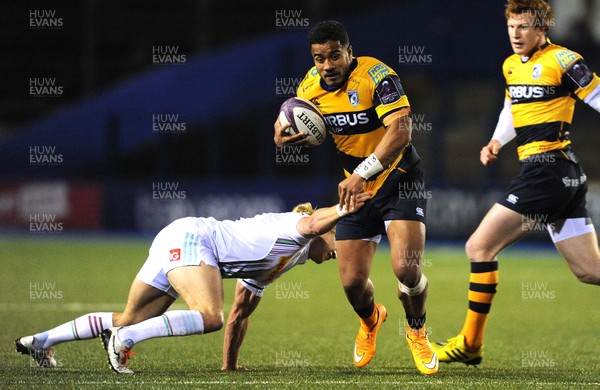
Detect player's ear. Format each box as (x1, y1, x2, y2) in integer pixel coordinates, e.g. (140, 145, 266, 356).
(347, 45, 353, 57)
(536, 26, 546, 37)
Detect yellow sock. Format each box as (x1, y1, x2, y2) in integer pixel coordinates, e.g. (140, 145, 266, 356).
(460, 261, 498, 350)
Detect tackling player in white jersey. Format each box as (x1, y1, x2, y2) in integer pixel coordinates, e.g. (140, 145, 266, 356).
(15, 193, 371, 374)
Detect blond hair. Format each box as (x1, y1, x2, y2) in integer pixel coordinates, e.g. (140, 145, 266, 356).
(505, 0, 554, 32)
(292, 202, 315, 215)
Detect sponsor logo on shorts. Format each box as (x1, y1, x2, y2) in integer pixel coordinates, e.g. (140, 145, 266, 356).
(416, 207, 425, 217)
(169, 248, 181, 262)
(562, 174, 587, 188)
(507, 194, 519, 204)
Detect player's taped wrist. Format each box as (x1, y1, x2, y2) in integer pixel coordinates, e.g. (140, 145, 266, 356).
(353, 153, 384, 180)
(336, 204, 348, 218)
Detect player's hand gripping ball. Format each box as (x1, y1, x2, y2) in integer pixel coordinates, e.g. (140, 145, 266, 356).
(278, 97, 327, 146)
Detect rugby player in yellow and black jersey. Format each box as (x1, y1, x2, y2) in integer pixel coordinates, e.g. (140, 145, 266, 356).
(433, 0, 600, 366)
(274, 20, 438, 375)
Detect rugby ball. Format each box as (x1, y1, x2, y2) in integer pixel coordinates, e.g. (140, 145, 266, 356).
(279, 97, 327, 146)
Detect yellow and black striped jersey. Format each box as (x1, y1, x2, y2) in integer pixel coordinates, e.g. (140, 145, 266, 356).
(297, 56, 419, 194)
(503, 39, 600, 160)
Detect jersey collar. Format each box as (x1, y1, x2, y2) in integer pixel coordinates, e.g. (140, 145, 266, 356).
(319, 58, 358, 92)
(520, 38, 551, 63)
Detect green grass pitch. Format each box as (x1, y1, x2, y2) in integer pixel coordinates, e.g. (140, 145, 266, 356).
(1, 236, 599, 388)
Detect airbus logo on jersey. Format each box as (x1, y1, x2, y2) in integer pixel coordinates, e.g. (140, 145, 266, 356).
(324, 112, 369, 133)
(508, 85, 556, 102)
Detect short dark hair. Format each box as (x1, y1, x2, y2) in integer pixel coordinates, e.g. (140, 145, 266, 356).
(308, 20, 349, 47)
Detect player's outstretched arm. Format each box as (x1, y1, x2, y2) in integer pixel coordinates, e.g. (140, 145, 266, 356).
(221, 281, 262, 371)
(296, 191, 373, 238)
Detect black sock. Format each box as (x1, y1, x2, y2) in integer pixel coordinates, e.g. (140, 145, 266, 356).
(407, 312, 426, 330)
(355, 298, 375, 319)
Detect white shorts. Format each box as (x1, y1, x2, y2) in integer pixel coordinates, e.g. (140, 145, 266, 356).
(547, 217, 596, 243)
(136, 217, 219, 298)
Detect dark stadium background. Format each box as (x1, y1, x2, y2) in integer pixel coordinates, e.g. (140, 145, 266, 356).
(1, 0, 599, 239)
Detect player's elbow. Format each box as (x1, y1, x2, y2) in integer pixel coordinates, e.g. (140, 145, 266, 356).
(398, 115, 412, 143)
(304, 217, 330, 238)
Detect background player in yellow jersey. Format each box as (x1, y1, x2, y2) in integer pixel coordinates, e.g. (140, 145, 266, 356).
(433, 0, 600, 365)
(274, 20, 438, 375)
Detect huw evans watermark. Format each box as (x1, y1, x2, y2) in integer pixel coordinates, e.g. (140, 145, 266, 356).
(30, 281, 63, 300)
(274, 350, 310, 367)
(29, 78, 63, 98)
(275, 10, 309, 29)
(29, 9, 63, 29)
(398, 45, 432, 65)
(275, 281, 309, 300)
(152, 46, 186, 65)
(152, 113, 187, 133)
(152, 182, 187, 201)
(29, 146, 63, 166)
(29, 214, 63, 234)
(275, 145, 309, 166)
(521, 281, 556, 301)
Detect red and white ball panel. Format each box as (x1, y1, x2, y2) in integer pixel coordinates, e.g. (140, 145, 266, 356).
(279, 97, 327, 146)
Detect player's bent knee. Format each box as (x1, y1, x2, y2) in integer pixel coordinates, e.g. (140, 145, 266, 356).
(196, 309, 223, 333)
(398, 274, 428, 296)
(465, 237, 495, 261)
(396, 270, 422, 288)
(574, 268, 600, 285)
(465, 238, 481, 260)
(341, 275, 369, 294)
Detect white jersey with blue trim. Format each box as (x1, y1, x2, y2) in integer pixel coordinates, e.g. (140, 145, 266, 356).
(202, 212, 311, 296)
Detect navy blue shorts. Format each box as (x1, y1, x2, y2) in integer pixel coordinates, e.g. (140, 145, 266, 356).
(497, 152, 589, 223)
(336, 166, 427, 240)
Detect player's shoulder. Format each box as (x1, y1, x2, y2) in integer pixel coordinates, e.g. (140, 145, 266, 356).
(258, 211, 304, 229)
(298, 67, 321, 97)
(355, 56, 398, 86)
(543, 42, 583, 70)
(502, 42, 583, 72)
